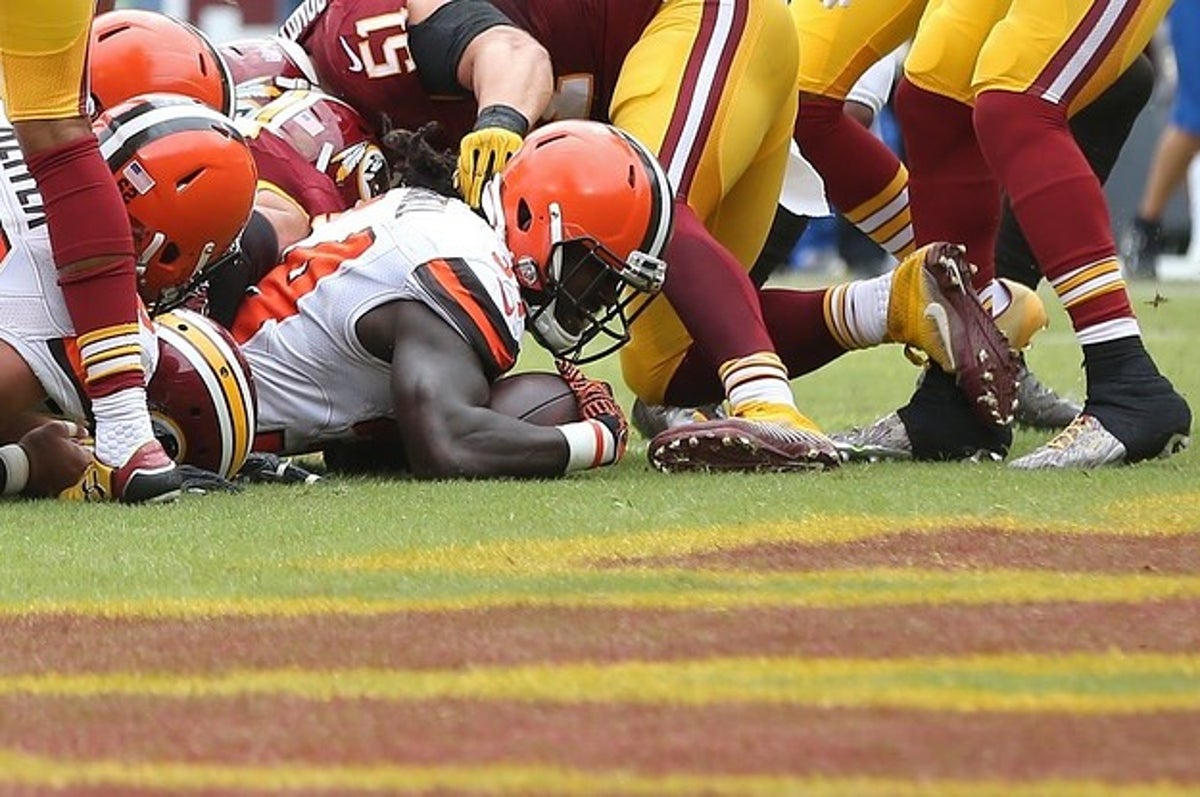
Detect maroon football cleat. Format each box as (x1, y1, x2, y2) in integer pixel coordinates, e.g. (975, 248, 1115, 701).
(648, 416, 842, 473)
(890, 243, 1021, 427)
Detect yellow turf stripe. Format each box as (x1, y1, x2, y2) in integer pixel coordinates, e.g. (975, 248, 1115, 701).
(306, 514, 1200, 575)
(3, 653, 1197, 712)
(0, 751, 1191, 797)
(4, 569, 1200, 617)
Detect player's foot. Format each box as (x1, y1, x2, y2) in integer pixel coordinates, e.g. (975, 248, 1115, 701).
(1010, 388, 1190, 470)
(829, 412, 913, 461)
(630, 398, 722, 440)
(60, 440, 182, 504)
(648, 400, 841, 473)
(834, 366, 1011, 463)
(1013, 357, 1082, 431)
(992, 278, 1048, 350)
(886, 242, 1020, 427)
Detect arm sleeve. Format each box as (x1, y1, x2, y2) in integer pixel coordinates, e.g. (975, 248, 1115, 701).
(409, 0, 517, 96)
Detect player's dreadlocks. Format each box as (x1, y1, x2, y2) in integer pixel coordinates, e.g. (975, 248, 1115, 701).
(381, 122, 457, 198)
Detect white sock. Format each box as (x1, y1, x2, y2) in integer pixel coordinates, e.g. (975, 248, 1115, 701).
(719, 352, 796, 408)
(91, 387, 156, 468)
(824, 271, 892, 349)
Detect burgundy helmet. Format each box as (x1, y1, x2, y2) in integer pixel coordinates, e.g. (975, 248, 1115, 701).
(149, 309, 257, 479)
(239, 88, 390, 207)
(219, 35, 320, 115)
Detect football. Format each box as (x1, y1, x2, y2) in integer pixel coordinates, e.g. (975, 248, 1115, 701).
(488, 371, 581, 426)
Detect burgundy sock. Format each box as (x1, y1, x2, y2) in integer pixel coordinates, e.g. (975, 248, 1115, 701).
(27, 134, 143, 395)
(894, 78, 1000, 286)
(661, 201, 774, 366)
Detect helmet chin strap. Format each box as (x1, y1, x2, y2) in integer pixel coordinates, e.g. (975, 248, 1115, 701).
(529, 202, 584, 355)
(480, 176, 504, 236)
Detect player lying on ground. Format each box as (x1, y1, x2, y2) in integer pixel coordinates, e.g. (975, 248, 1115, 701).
(225, 120, 669, 479)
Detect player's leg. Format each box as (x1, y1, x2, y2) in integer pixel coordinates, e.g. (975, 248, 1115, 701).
(831, 0, 1018, 461)
(992, 52, 1154, 431)
(1124, 1, 1200, 279)
(973, 0, 1189, 467)
(612, 0, 840, 470)
(791, 0, 923, 261)
(0, 0, 180, 501)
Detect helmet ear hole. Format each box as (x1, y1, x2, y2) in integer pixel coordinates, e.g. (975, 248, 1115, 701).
(151, 416, 182, 461)
(517, 199, 533, 232)
(160, 243, 181, 264)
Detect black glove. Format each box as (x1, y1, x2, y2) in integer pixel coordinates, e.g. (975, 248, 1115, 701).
(177, 464, 242, 495)
(236, 452, 323, 485)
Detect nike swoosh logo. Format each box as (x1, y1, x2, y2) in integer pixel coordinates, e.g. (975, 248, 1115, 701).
(339, 36, 364, 73)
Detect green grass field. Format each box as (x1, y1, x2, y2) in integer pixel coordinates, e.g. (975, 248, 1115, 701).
(2, 278, 1197, 795)
(3, 278, 1193, 602)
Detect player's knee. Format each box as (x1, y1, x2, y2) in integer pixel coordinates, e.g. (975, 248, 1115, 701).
(11, 117, 91, 157)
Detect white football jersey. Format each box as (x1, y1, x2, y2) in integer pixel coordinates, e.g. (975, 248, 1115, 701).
(0, 118, 156, 421)
(231, 187, 526, 455)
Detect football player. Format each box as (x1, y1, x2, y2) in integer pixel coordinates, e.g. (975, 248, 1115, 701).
(0, 1, 181, 502)
(887, 0, 1190, 468)
(88, 9, 236, 117)
(201, 87, 393, 328)
(276, 0, 850, 473)
(794, 1, 1159, 452)
(0, 98, 259, 500)
(230, 120, 667, 479)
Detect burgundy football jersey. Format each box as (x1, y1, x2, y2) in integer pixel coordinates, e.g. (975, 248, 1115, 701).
(278, 0, 658, 144)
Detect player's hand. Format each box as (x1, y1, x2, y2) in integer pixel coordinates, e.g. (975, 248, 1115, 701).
(20, 421, 93, 497)
(555, 360, 629, 465)
(456, 105, 528, 208)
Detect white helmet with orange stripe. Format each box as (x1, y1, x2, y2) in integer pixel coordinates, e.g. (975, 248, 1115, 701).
(149, 309, 257, 479)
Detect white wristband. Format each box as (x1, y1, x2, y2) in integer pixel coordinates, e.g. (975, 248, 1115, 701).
(556, 420, 616, 472)
(0, 443, 30, 496)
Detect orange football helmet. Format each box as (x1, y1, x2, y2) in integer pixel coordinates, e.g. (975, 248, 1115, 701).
(93, 93, 258, 311)
(89, 9, 235, 116)
(238, 89, 390, 207)
(150, 309, 257, 479)
(481, 120, 672, 363)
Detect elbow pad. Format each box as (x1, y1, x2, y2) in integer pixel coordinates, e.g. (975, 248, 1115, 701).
(409, 0, 516, 95)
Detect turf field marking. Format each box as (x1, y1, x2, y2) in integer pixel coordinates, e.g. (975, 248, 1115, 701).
(307, 515, 1200, 575)
(3, 569, 1200, 617)
(3, 652, 1197, 712)
(0, 750, 1194, 795)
